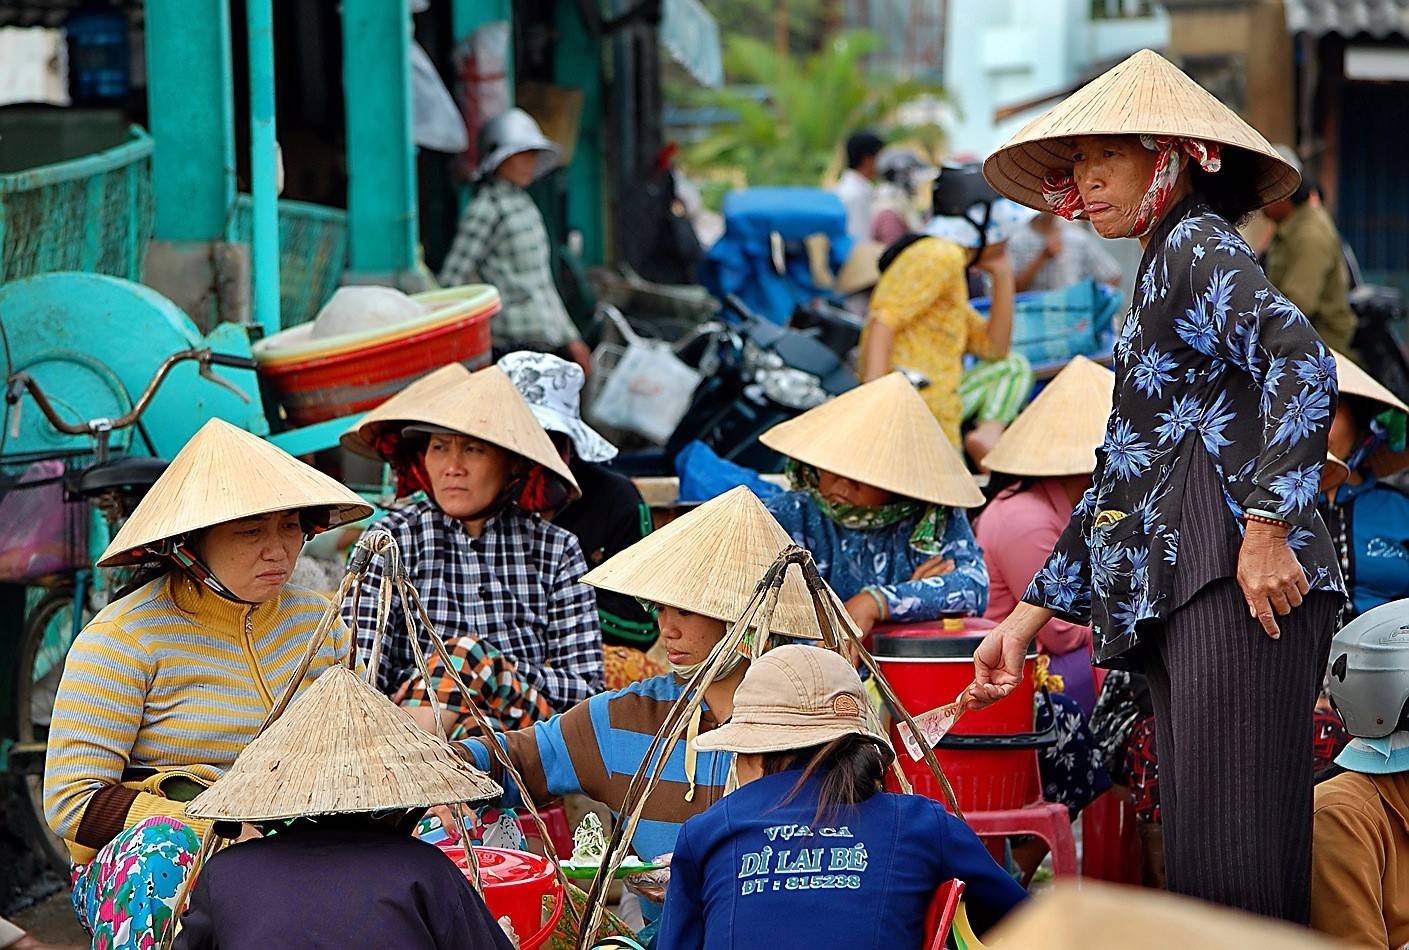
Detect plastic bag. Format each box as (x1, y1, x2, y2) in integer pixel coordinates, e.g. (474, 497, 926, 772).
(674, 440, 782, 504)
(588, 308, 701, 444)
(411, 41, 469, 153)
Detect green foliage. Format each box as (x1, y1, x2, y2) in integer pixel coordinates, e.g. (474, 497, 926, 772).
(680, 30, 947, 189)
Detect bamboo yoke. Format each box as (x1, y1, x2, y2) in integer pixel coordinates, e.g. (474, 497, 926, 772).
(158, 531, 964, 950)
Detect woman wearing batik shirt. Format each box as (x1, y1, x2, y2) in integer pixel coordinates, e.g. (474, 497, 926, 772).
(341, 363, 603, 734)
(970, 50, 1345, 925)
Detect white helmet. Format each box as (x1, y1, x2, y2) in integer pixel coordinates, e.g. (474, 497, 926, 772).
(475, 108, 561, 182)
(1327, 599, 1409, 739)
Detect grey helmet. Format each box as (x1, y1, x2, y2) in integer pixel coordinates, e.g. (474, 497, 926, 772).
(1327, 599, 1409, 739)
(475, 108, 561, 182)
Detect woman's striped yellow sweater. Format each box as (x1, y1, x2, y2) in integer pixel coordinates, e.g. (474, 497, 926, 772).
(43, 573, 352, 864)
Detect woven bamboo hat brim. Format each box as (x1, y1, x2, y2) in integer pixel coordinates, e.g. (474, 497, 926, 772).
(342, 363, 579, 498)
(982, 356, 1115, 477)
(581, 486, 854, 641)
(759, 373, 984, 508)
(1335, 350, 1409, 416)
(983, 49, 1299, 213)
(187, 667, 501, 821)
(99, 419, 372, 568)
(987, 882, 1341, 950)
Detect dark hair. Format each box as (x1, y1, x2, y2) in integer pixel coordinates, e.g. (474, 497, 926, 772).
(985, 472, 1036, 502)
(763, 733, 894, 824)
(845, 131, 884, 170)
(1188, 148, 1264, 226)
(877, 233, 927, 273)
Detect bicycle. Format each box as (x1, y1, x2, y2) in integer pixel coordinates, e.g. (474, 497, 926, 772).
(3, 348, 257, 871)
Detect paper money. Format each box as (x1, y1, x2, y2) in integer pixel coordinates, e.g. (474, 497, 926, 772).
(899, 685, 972, 762)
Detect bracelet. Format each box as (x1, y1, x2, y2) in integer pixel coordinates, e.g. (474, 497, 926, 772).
(862, 587, 890, 620)
(1244, 512, 1287, 530)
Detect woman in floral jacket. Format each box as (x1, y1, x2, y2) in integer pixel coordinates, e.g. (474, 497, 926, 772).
(971, 50, 1344, 924)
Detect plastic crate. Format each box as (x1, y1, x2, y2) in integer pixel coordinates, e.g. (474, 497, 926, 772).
(0, 110, 154, 283)
(232, 196, 348, 330)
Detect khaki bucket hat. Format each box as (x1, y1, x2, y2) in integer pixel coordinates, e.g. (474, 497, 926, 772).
(581, 486, 856, 641)
(760, 373, 984, 508)
(342, 363, 579, 499)
(693, 645, 890, 755)
(982, 356, 1115, 478)
(99, 419, 372, 568)
(187, 666, 501, 821)
(1335, 349, 1409, 417)
(984, 49, 1299, 213)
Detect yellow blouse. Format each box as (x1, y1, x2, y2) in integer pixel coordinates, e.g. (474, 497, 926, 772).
(860, 237, 1003, 445)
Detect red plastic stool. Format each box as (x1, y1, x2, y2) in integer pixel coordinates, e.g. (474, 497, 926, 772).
(1080, 787, 1141, 883)
(965, 802, 1078, 877)
(516, 802, 573, 858)
(925, 879, 966, 950)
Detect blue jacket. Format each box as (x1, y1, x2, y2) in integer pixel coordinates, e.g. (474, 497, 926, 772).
(766, 490, 989, 621)
(657, 770, 1026, 949)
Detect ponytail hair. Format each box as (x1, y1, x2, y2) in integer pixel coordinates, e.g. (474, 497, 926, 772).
(762, 733, 894, 825)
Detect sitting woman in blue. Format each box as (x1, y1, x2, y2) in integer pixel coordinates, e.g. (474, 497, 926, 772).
(761, 373, 990, 637)
(659, 645, 1026, 950)
(1323, 355, 1409, 618)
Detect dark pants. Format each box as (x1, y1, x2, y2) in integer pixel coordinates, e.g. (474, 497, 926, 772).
(1143, 578, 1338, 924)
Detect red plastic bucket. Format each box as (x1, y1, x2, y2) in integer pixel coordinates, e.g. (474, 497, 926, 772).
(875, 630, 1040, 812)
(438, 846, 565, 949)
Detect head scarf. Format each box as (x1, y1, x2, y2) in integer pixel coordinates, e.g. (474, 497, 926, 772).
(1041, 135, 1223, 238)
(787, 461, 948, 555)
(374, 429, 573, 518)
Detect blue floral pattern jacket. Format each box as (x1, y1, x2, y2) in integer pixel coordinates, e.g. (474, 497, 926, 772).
(766, 490, 989, 621)
(1025, 195, 1345, 664)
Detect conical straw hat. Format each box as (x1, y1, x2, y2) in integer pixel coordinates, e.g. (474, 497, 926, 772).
(342, 363, 578, 497)
(1335, 350, 1409, 416)
(759, 373, 984, 508)
(187, 666, 501, 821)
(984, 49, 1299, 213)
(581, 486, 855, 641)
(982, 356, 1114, 477)
(99, 419, 372, 567)
(987, 882, 1342, 950)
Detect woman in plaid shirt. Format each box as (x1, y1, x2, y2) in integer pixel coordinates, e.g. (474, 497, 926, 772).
(341, 364, 604, 735)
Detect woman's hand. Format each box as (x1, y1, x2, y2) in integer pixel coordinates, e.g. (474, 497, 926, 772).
(910, 556, 956, 581)
(969, 603, 1052, 710)
(844, 592, 886, 637)
(1237, 520, 1310, 639)
(972, 241, 1013, 276)
(624, 852, 673, 904)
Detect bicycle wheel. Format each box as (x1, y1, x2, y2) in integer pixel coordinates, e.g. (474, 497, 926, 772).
(14, 585, 83, 871)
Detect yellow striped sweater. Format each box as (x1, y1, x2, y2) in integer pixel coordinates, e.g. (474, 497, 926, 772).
(43, 573, 352, 864)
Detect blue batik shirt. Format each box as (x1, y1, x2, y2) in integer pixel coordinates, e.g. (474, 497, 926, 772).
(765, 490, 988, 621)
(1025, 195, 1345, 664)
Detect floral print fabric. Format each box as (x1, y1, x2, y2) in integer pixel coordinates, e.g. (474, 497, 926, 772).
(71, 816, 199, 949)
(1024, 196, 1345, 665)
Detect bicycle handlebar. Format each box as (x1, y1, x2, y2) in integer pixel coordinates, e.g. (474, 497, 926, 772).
(6, 348, 256, 437)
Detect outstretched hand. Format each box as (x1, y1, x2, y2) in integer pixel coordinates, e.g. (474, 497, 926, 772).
(968, 603, 1052, 710)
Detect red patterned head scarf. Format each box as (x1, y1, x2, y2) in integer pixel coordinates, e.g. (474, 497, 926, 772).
(1041, 135, 1223, 238)
(374, 428, 573, 517)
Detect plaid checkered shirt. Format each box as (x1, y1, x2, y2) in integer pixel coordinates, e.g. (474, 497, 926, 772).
(346, 499, 603, 709)
(438, 178, 580, 347)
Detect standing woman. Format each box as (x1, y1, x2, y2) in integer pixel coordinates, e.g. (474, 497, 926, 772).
(972, 50, 1345, 923)
(43, 420, 371, 948)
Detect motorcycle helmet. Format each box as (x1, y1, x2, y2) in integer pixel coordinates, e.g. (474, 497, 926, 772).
(1327, 599, 1409, 739)
(878, 146, 931, 194)
(928, 162, 1037, 265)
(475, 108, 561, 182)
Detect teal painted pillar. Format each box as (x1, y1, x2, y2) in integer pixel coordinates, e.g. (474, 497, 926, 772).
(553, 0, 605, 265)
(143, 0, 235, 241)
(342, 0, 418, 281)
(247, 0, 280, 336)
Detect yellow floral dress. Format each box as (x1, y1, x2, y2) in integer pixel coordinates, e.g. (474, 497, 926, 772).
(861, 236, 1031, 446)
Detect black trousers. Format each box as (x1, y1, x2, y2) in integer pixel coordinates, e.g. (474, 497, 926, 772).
(1143, 578, 1339, 924)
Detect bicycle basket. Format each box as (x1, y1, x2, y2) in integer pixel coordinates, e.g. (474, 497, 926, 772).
(0, 458, 88, 583)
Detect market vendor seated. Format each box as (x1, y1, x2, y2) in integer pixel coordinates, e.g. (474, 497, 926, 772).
(173, 667, 513, 950)
(42, 420, 371, 950)
(759, 372, 989, 639)
(443, 487, 858, 941)
(1310, 600, 1409, 949)
(658, 645, 1027, 949)
(341, 363, 604, 733)
(497, 350, 660, 686)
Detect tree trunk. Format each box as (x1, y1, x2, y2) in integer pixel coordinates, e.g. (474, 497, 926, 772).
(774, 0, 788, 57)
